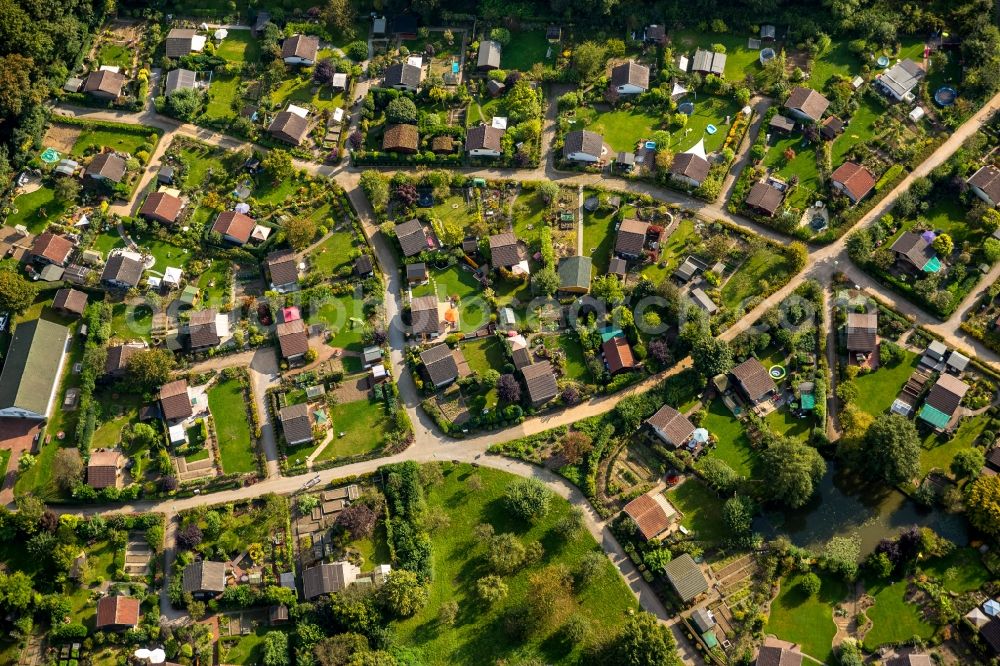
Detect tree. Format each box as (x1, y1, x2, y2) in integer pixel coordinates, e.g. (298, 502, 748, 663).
(0, 270, 38, 315)
(0, 54, 42, 119)
(53, 176, 80, 203)
(385, 97, 418, 125)
(504, 479, 552, 523)
(553, 506, 585, 539)
(531, 267, 559, 296)
(932, 233, 954, 257)
(952, 448, 985, 480)
(165, 87, 203, 121)
(572, 41, 606, 81)
(475, 574, 508, 602)
(177, 523, 203, 549)
(526, 565, 573, 628)
(504, 79, 541, 124)
(127, 422, 160, 450)
(864, 414, 920, 485)
(800, 572, 821, 597)
(560, 431, 593, 464)
(606, 611, 682, 666)
(967, 475, 1000, 537)
(313, 58, 336, 85)
(320, 0, 355, 36)
(261, 149, 294, 182)
(486, 533, 526, 574)
(285, 217, 318, 251)
(377, 569, 428, 618)
(761, 436, 826, 508)
(262, 631, 290, 666)
(722, 495, 754, 544)
(538, 181, 559, 204)
(691, 337, 734, 378)
(126, 348, 175, 391)
(359, 171, 389, 210)
(52, 449, 83, 492)
(335, 502, 377, 538)
(497, 374, 521, 404)
(591, 274, 624, 304)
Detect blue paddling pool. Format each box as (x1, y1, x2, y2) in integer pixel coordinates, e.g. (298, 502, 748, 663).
(452, 61, 459, 74)
(877, 55, 890, 67)
(706, 124, 718, 135)
(644, 141, 656, 149)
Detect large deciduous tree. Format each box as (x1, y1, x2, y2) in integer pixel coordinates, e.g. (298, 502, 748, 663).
(126, 348, 176, 391)
(503, 478, 553, 523)
(863, 413, 920, 485)
(605, 611, 683, 666)
(0, 270, 38, 314)
(761, 435, 826, 508)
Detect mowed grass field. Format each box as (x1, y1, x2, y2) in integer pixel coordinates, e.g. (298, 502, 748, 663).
(766, 572, 847, 664)
(208, 377, 257, 474)
(393, 463, 637, 664)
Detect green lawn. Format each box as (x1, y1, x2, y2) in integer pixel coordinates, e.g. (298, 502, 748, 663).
(204, 74, 241, 120)
(721, 249, 794, 310)
(763, 132, 822, 211)
(110, 302, 152, 342)
(922, 197, 977, 248)
(582, 108, 662, 153)
(922, 547, 989, 594)
(863, 577, 935, 650)
(501, 30, 552, 71)
(414, 265, 490, 334)
(309, 231, 357, 276)
(393, 463, 637, 664)
(314, 399, 387, 461)
(97, 42, 132, 68)
(71, 122, 156, 157)
(0, 449, 10, 486)
(5, 187, 70, 234)
(557, 334, 589, 382)
(581, 200, 616, 275)
(468, 96, 503, 126)
(96, 228, 191, 273)
(273, 75, 346, 111)
(643, 217, 696, 284)
(179, 142, 229, 189)
(808, 41, 858, 90)
(223, 627, 285, 665)
(698, 398, 758, 477)
(832, 97, 880, 165)
(197, 260, 232, 307)
(853, 351, 919, 417)
(669, 95, 741, 154)
(765, 407, 813, 441)
(665, 478, 727, 544)
(308, 292, 365, 352)
(207, 377, 257, 474)
(510, 189, 549, 245)
(919, 414, 991, 478)
(216, 31, 260, 62)
(766, 572, 847, 664)
(255, 177, 299, 205)
(461, 336, 507, 375)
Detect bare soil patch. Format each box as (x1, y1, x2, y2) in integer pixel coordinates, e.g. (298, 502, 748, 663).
(43, 125, 82, 153)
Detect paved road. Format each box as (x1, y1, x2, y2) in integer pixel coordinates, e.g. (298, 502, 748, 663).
(43, 83, 1000, 663)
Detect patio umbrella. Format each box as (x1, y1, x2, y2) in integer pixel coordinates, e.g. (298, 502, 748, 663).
(692, 428, 710, 444)
(968, 607, 990, 627)
(148, 649, 166, 664)
(234, 202, 250, 214)
(214, 28, 228, 40)
(134, 649, 151, 660)
(984, 599, 1000, 616)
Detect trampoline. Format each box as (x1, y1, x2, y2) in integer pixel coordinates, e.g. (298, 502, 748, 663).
(705, 124, 718, 135)
(769, 365, 787, 380)
(934, 86, 957, 107)
(759, 47, 775, 65)
(40, 148, 60, 163)
(876, 55, 890, 68)
(678, 102, 695, 115)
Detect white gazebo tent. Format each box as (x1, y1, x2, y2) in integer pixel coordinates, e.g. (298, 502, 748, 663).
(671, 82, 688, 99)
(214, 28, 228, 40)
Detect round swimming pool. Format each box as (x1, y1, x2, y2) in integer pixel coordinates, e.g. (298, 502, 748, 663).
(934, 86, 957, 107)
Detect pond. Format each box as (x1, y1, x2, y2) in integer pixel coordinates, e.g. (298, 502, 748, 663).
(754, 462, 968, 557)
